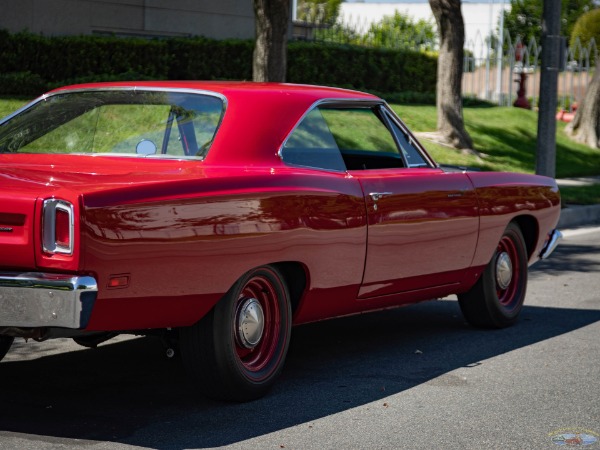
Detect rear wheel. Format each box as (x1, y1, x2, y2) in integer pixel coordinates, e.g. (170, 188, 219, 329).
(458, 222, 528, 328)
(180, 265, 292, 402)
(0, 335, 14, 362)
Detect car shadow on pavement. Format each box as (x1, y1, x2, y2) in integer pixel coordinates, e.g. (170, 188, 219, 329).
(529, 243, 600, 277)
(0, 298, 598, 449)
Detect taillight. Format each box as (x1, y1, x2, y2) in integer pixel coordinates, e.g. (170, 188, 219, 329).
(42, 199, 74, 255)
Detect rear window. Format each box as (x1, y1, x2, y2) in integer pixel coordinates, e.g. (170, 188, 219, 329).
(0, 90, 224, 158)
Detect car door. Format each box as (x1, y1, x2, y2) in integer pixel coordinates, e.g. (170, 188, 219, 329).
(316, 104, 479, 299)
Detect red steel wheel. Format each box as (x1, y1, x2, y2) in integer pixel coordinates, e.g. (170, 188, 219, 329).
(458, 222, 528, 328)
(180, 265, 291, 401)
(495, 234, 522, 310)
(234, 274, 282, 377)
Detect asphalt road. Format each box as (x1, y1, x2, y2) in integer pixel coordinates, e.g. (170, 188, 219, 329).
(1, 227, 599, 450)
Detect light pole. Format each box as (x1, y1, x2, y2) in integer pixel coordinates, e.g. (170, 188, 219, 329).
(536, 0, 561, 178)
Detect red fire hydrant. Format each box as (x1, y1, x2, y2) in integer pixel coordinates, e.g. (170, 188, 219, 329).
(513, 42, 531, 109)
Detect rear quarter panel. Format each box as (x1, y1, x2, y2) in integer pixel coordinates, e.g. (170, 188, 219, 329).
(467, 171, 561, 268)
(80, 168, 367, 331)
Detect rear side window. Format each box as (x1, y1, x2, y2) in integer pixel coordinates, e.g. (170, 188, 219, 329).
(281, 108, 347, 171)
(282, 104, 422, 171)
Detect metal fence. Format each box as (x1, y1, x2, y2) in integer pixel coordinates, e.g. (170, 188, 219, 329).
(293, 10, 436, 50)
(293, 12, 598, 111)
(464, 30, 597, 111)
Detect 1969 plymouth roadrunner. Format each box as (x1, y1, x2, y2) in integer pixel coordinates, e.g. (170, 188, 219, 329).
(0, 82, 561, 401)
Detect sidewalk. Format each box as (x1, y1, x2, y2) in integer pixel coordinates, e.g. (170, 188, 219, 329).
(556, 176, 600, 229)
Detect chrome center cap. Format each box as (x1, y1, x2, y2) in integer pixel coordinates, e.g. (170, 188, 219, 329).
(236, 298, 265, 349)
(496, 251, 513, 290)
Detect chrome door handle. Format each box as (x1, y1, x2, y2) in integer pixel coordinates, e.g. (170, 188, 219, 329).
(369, 192, 392, 201)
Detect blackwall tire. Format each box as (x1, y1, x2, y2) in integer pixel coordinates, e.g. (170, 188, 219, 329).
(180, 265, 292, 402)
(0, 335, 14, 362)
(458, 222, 528, 328)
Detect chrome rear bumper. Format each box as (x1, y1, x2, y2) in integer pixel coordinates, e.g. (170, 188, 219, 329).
(0, 273, 97, 329)
(539, 229, 562, 260)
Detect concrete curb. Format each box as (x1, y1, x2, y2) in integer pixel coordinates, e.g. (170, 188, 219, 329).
(558, 204, 600, 229)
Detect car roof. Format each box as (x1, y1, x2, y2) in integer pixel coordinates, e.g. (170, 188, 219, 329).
(50, 81, 379, 101)
(47, 81, 383, 166)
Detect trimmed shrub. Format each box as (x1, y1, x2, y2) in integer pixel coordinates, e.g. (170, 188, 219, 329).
(0, 71, 47, 97)
(0, 32, 169, 83)
(570, 8, 600, 59)
(0, 31, 438, 98)
(571, 8, 600, 46)
(287, 41, 437, 93)
(167, 38, 254, 80)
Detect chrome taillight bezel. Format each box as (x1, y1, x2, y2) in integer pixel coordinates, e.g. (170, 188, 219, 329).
(42, 199, 74, 255)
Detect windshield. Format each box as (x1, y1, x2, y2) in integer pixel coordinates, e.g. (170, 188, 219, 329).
(0, 89, 224, 158)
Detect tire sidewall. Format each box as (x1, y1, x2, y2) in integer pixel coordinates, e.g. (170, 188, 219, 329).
(213, 265, 292, 393)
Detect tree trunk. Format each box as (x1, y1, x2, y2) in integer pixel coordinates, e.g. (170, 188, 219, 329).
(253, 0, 290, 82)
(566, 62, 600, 149)
(428, 0, 474, 149)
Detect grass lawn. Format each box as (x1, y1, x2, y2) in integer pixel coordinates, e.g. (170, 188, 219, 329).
(1, 97, 599, 203)
(559, 184, 600, 205)
(391, 104, 600, 179)
(0, 98, 30, 118)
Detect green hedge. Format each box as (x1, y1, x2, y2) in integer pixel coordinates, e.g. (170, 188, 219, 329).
(0, 30, 437, 98)
(0, 31, 169, 82)
(167, 38, 254, 81)
(570, 9, 600, 58)
(288, 42, 437, 93)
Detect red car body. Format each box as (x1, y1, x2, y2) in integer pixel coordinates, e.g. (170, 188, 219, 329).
(0, 82, 561, 400)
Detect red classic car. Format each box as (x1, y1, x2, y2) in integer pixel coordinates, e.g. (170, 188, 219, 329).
(0, 82, 561, 401)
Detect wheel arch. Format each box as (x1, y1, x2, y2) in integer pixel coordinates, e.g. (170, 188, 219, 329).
(511, 214, 539, 260)
(271, 261, 308, 316)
